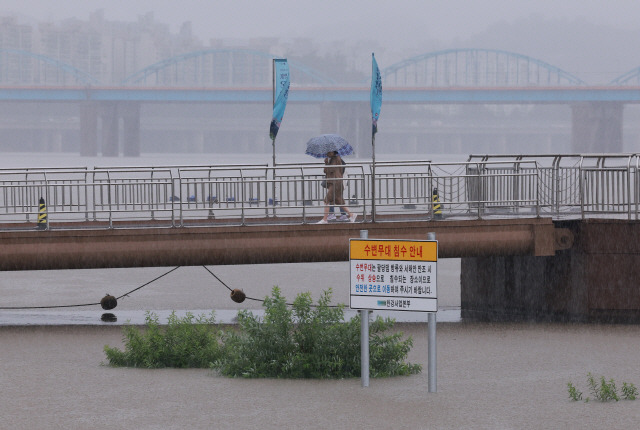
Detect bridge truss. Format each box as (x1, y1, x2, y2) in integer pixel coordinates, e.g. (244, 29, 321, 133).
(0, 47, 607, 88)
(4, 45, 640, 90)
(0, 49, 99, 86)
(610, 67, 640, 85)
(120, 48, 336, 87)
(380, 49, 587, 87)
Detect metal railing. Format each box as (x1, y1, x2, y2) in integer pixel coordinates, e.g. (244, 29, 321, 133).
(468, 153, 640, 219)
(90, 169, 175, 228)
(0, 168, 90, 224)
(1, 155, 639, 230)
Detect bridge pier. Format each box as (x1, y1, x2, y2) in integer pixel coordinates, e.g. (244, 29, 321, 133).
(80, 102, 98, 156)
(100, 102, 119, 157)
(122, 102, 141, 157)
(79, 101, 141, 157)
(571, 102, 623, 153)
(461, 219, 640, 323)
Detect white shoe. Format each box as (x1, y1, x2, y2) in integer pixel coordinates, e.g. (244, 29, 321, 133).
(337, 214, 349, 221)
(327, 214, 336, 221)
(316, 219, 328, 224)
(350, 213, 358, 223)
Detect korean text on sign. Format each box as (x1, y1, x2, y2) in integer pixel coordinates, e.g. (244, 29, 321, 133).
(349, 239, 437, 312)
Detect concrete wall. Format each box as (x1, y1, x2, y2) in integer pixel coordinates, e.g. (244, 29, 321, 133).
(461, 219, 640, 322)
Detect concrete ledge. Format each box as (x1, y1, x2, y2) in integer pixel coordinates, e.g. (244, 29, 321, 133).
(0, 217, 570, 271)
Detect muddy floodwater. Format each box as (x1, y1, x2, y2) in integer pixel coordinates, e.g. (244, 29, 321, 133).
(2, 261, 640, 428)
(2, 323, 640, 429)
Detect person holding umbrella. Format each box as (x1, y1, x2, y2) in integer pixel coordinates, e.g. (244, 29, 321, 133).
(305, 134, 358, 224)
(317, 151, 357, 224)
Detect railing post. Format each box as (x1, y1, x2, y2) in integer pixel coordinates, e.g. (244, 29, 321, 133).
(553, 156, 560, 216)
(177, 171, 184, 227)
(106, 171, 113, 229)
(627, 155, 632, 220)
(301, 168, 305, 223)
(579, 156, 585, 220)
(272, 166, 277, 218)
(240, 170, 246, 226)
(636, 156, 640, 221)
(169, 170, 175, 227)
(84, 171, 89, 222)
(42, 171, 50, 230)
(535, 163, 540, 218)
(476, 163, 482, 219)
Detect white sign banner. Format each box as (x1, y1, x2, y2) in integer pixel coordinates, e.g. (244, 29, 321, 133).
(349, 239, 438, 312)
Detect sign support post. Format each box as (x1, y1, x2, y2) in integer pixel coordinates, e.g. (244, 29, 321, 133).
(427, 232, 437, 392)
(359, 229, 370, 388)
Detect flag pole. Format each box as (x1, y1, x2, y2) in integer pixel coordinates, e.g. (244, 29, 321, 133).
(371, 131, 376, 222)
(370, 53, 382, 223)
(272, 138, 276, 214)
(271, 61, 276, 216)
(270, 59, 290, 214)
(271, 60, 278, 168)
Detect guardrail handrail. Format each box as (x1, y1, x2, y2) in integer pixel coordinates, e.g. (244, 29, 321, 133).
(1, 156, 638, 230)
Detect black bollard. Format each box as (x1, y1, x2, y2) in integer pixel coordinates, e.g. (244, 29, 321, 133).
(100, 294, 118, 310)
(230, 289, 246, 303)
(37, 197, 47, 230)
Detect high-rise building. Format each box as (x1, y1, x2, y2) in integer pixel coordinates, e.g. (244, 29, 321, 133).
(0, 17, 34, 83)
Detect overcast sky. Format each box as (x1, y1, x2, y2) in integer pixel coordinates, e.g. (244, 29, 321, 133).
(5, 0, 640, 44)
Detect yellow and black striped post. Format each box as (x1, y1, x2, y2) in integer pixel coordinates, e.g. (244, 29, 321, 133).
(432, 188, 443, 220)
(37, 197, 48, 230)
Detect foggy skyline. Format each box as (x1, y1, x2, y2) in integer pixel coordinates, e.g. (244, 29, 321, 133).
(4, 1, 640, 84)
(5, 1, 640, 44)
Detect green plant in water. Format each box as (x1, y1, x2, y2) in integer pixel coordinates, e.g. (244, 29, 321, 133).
(622, 382, 638, 400)
(104, 287, 422, 379)
(104, 311, 221, 368)
(587, 372, 619, 402)
(568, 374, 639, 403)
(567, 382, 582, 401)
(216, 286, 421, 378)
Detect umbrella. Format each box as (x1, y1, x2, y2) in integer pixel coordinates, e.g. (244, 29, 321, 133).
(305, 134, 354, 158)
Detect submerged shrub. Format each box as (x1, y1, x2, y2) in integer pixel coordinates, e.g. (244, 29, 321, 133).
(216, 287, 422, 378)
(104, 287, 422, 379)
(104, 311, 221, 368)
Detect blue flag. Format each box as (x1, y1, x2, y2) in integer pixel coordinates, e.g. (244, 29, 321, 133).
(370, 53, 382, 135)
(270, 59, 290, 140)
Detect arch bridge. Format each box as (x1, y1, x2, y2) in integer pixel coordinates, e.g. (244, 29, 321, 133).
(0, 47, 616, 87)
(0, 48, 639, 156)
